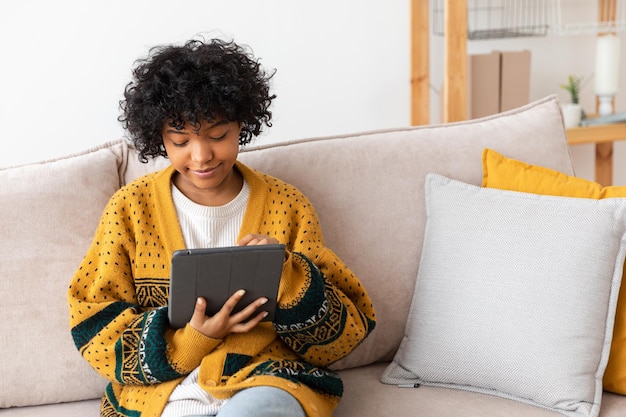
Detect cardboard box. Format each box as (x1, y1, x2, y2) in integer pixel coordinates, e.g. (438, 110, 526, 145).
(467, 50, 531, 117)
(468, 52, 501, 119)
(500, 50, 531, 112)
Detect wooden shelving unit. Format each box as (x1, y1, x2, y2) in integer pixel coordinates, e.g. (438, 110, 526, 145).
(412, 0, 625, 185)
(410, 0, 467, 124)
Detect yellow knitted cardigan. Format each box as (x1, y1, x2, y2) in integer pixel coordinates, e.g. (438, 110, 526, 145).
(68, 162, 376, 417)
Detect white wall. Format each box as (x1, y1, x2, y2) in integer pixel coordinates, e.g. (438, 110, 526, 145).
(0, 0, 410, 167)
(1, 1, 625, 184)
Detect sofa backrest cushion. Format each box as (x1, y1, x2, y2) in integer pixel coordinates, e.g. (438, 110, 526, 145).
(235, 95, 573, 369)
(122, 95, 572, 370)
(0, 141, 127, 407)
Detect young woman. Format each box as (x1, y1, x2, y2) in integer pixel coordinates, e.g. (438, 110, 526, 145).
(68, 38, 376, 417)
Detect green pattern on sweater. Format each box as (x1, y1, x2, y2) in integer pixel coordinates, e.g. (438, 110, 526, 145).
(114, 307, 183, 384)
(274, 253, 348, 354)
(72, 301, 138, 351)
(251, 359, 343, 397)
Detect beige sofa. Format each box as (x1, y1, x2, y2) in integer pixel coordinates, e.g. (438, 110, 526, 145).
(2, 95, 626, 417)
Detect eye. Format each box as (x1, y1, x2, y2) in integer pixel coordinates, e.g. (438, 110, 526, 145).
(210, 132, 228, 141)
(172, 140, 189, 147)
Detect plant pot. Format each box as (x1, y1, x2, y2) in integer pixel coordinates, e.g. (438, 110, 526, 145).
(562, 103, 582, 128)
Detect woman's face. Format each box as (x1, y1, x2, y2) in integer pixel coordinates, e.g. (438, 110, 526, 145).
(162, 119, 243, 206)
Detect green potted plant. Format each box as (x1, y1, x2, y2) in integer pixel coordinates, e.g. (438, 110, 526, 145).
(561, 75, 582, 104)
(560, 75, 584, 128)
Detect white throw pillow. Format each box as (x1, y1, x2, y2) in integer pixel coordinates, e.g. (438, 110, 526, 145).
(381, 173, 626, 417)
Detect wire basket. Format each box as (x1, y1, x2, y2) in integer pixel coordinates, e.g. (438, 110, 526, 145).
(432, 0, 551, 40)
(549, 0, 626, 35)
(432, 0, 626, 39)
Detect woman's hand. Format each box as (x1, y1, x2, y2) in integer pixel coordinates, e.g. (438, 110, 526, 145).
(237, 234, 288, 260)
(189, 292, 268, 339)
(236, 234, 279, 246)
(189, 234, 284, 339)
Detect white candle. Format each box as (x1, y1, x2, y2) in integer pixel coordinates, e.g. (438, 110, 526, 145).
(595, 34, 621, 95)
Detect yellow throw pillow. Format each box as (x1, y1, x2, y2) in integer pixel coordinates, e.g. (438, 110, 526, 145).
(482, 148, 626, 395)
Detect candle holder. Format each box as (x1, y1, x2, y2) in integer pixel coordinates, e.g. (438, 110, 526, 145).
(595, 34, 621, 116)
(598, 94, 615, 116)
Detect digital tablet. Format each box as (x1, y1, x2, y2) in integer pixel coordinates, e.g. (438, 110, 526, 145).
(168, 244, 285, 329)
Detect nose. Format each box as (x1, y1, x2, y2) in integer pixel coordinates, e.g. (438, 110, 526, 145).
(189, 138, 213, 164)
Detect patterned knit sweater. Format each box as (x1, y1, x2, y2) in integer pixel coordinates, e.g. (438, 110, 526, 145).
(68, 162, 376, 417)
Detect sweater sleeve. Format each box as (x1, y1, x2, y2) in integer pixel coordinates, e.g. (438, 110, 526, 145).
(67, 192, 220, 386)
(272, 203, 376, 368)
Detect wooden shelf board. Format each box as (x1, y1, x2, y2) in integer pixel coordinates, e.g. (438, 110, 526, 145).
(566, 122, 626, 145)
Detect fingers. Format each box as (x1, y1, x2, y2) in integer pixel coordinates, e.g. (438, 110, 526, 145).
(236, 234, 287, 260)
(188, 291, 269, 339)
(230, 310, 269, 333)
(222, 289, 247, 311)
(236, 234, 279, 246)
(217, 291, 270, 334)
(226, 293, 268, 323)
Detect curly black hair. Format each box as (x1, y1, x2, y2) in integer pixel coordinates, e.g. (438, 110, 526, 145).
(119, 38, 276, 162)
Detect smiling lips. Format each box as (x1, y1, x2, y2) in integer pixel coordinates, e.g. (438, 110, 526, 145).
(191, 166, 219, 178)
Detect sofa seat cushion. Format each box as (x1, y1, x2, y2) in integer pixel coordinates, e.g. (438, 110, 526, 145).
(0, 399, 100, 417)
(337, 363, 561, 417)
(336, 363, 626, 417)
(3, 365, 625, 417)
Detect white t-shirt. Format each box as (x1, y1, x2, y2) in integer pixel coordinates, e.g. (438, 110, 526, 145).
(161, 179, 249, 417)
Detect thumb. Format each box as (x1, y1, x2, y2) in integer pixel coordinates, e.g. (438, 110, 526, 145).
(192, 297, 207, 319)
(188, 297, 209, 332)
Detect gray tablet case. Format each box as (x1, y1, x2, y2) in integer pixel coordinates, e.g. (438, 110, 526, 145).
(168, 244, 285, 329)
